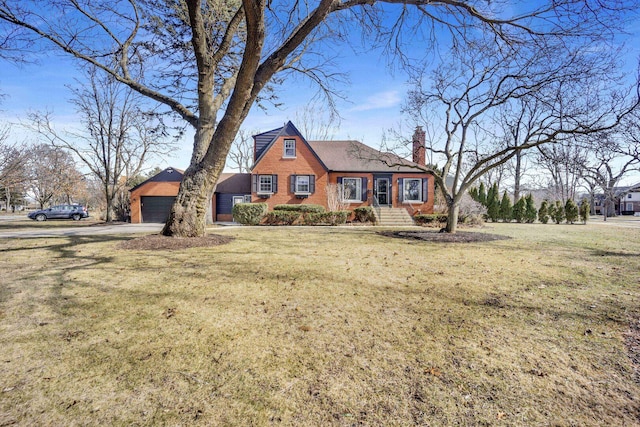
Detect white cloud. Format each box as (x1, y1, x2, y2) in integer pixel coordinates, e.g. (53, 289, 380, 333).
(349, 90, 401, 112)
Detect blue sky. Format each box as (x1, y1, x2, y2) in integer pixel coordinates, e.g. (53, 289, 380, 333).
(1, 2, 639, 182)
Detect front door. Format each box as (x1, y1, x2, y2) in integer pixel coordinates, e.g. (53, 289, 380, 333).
(376, 178, 390, 206)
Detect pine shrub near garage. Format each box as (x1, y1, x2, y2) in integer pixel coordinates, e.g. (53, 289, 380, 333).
(353, 206, 376, 224)
(232, 202, 268, 225)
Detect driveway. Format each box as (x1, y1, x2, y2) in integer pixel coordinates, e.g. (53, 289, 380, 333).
(0, 222, 164, 238)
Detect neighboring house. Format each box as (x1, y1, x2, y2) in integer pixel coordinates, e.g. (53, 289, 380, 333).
(129, 121, 434, 223)
(591, 183, 640, 216)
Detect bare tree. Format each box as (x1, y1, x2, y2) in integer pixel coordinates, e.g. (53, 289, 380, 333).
(1, 1, 638, 236)
(535, 138, 587, 203)
(398, 34, 638, 232)
(295, 101, 339, 141)
(27, 144, 84, 208)
(227, 129, 254, 173)
(0, 123, 27, 210)
(28, 67, 173, 221)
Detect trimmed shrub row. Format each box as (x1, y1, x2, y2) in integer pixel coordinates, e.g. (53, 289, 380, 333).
(233, 203, 352, 226)
(273, 204, 325, 213)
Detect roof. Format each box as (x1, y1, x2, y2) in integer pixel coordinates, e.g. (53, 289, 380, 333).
(215, 173, 251, 193)
(252, 121, 327, 170)
(308, 140, 424, 173)
(129, 167, 184, 192)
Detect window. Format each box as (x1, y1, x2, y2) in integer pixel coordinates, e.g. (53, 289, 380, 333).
(627, 202, 633, 211)
(252, 174, 278, 194)
(283, 139, 296, 158)
(244, 195, 252, 203)
(289, 175, 315, 195)
(403, 178, 422, 202)
(259, 175, 273, 193)
(296, 175, 310, 193)
(342, 177, 362, 202)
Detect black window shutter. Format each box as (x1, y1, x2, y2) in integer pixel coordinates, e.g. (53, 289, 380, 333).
(361, 177, 368, 202)
(272, 175, 278, 193)
(422, 178, 428, 202)
(310, 175, 315, 194)
(290, 175, 296, 193)
(252, 174, 257, 193)
(337, 177, 343, 185)
(398, 178, 404, 202)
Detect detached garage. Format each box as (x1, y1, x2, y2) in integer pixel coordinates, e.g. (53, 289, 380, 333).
(129, 167, 183, 223)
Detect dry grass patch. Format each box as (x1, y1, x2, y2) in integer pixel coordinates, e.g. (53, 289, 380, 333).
(0, 224, 639, 425)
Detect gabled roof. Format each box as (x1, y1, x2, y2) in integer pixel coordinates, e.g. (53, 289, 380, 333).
(215, 173, 251, 193)
(251, 121, 327, 170)
(129, 167, 184, 192)
(308, 140, 425, 173)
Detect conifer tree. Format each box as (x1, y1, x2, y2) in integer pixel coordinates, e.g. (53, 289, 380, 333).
(525, 194, 537, 223)
(552, 200, 565, 224)
(512, 196, 526, 223)
(499, 191, 512, 222)
(486, 183, 500, 222)
(579, 198, 590, 224)
(539, 200, 550, 224)
(565, 199, 579, 224)
(478, 182, 487, 207)
(468, 186, 479, 203)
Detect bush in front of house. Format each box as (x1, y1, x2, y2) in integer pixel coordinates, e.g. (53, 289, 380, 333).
(273, 204, 325, 213)
(263, 210, 300, 225)
(232, 202, 268, 225)
(414, 214, 448, 226)
(353, 206, 376, 224)
(303, 210, 349, 225)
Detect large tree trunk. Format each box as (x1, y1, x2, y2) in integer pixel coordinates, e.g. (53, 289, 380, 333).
(445, 201, 460, 233)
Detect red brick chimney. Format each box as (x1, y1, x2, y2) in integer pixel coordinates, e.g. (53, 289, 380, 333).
(412, 126, 426, 166)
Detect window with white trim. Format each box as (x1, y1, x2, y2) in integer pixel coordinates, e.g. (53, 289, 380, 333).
(283, 139, 296, 158)
(259, 175, 273, 193)
(403, 178, 422, 202)
(342, 177, 362, 202)
(295, 175, 310, 193)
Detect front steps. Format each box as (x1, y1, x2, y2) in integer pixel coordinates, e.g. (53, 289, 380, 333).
(374, 207, 415, 227)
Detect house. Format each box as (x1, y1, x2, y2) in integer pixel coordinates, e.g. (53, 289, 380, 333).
(129, 121, 434, 223)
(249, 121, 434, 216)
(592, 183, 640, 216)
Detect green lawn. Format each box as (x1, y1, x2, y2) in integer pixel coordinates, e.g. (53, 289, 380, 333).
(0, 223, 639, 426)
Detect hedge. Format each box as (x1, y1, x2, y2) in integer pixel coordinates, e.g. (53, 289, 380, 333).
(263, 210, 300, 225)
(232, 202, 268, 225)
(273, 204, 325, 213)
(353, 206, 376, 224)
(302, 210, 349, 226)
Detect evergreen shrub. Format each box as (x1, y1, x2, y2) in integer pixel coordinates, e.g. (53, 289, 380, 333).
(232, 203, 268, 225)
